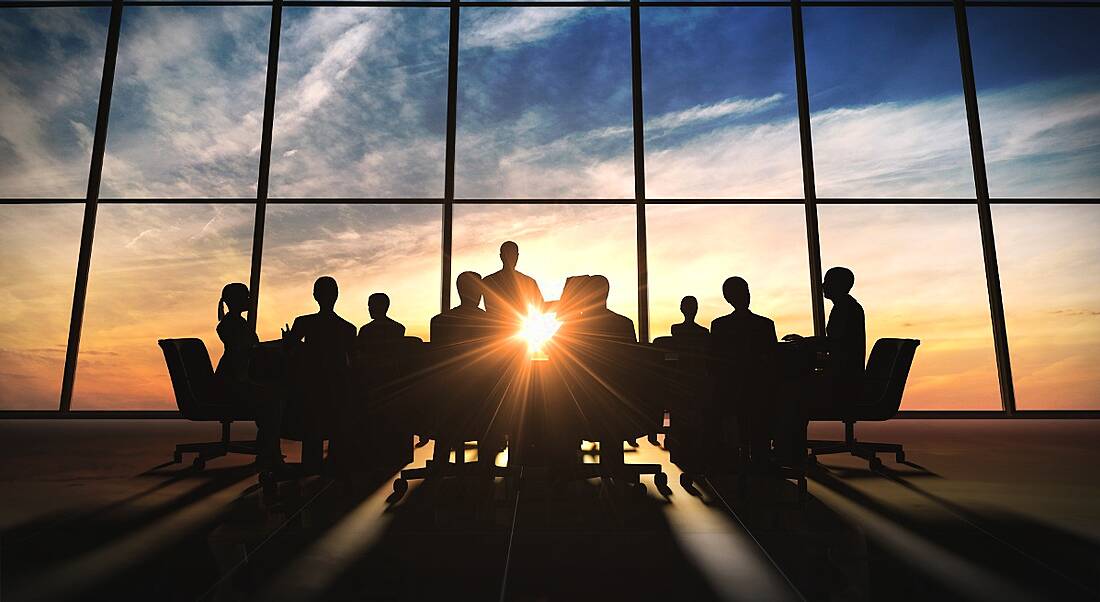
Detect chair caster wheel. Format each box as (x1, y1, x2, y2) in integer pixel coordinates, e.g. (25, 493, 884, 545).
(192, 457, 206, 471)
(895, 451, 906, 463)
(654, 472, 668, 488)
(869, 457, 882, 470)
(648, 433, 659, 446)
(679, 473, 693, 489)
(634, 483, 647, 497)
(392, 478, 408, 497)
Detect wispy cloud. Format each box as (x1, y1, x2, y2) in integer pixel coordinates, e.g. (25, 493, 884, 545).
(462, 8, 586, 50)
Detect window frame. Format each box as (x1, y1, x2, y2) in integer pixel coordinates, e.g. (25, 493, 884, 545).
(1, 0, 1097, 416)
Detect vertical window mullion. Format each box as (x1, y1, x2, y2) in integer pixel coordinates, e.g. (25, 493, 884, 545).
(790, 0, 825, 337)
(442, 0, 460, 313)
(952, 0, 1016, 414)
(631, 1, 650, 342)
(59, 0, 124, 412)
(248, 0, 284, 331)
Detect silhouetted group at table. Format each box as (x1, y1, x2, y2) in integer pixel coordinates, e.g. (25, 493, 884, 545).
(211, 240, 867, 482)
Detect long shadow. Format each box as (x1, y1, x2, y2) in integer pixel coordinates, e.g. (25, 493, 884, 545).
(809, 464, 1099, 600)
(1, 462, 257, 587)
(874, 464, 1100, 598)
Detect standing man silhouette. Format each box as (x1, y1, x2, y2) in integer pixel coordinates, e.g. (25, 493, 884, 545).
(281, 276, 357, 472)
(710, 277, 778, 466)
(482, 241, 544, 320)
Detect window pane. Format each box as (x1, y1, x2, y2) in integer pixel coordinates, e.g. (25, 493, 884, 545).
(0, 205, 83, 409)
(455, 8, 634, 199)
(970, 9, 1100, 198)
(0, 9, 108, 198)
(994, 204, 1100, 409)
(73, 204, 254, 409)
(101, 7, 270, 197)
(647, 205, 813, 339)
(452, 204, 638, 325)
(804, 9, 975, 198)
(258, 204, 441, 342)
(270, 8, 449, 198)
(640, 9, 801, 199)
(818, 205, 1000, 410)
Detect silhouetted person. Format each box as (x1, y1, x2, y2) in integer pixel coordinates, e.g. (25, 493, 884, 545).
(783, 266, 866, 409)
(671, 296, 709, 338)
(281, 276, 357, 471)
(482, 241, 544, 319)
(568, 275, 638, 468)
(709, 277, 778, 465)
(429, 271, 499, 469)
(431, 271, 492, 346)
(577, 275, 636, 344)
(214, 283, 285, 468)
(358, 292, 406, 345)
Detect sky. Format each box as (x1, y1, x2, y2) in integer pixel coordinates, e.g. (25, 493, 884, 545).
(0, 5, 1097, 410)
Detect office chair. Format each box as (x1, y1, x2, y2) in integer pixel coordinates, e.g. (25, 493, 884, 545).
(807, 338, 920, 469)
(158, 338, 258, 470)
(351, 336, 424, 473)
(555, 341, 668, 495)
(392, 340, 520, 498)
(652, 335, 711, 489)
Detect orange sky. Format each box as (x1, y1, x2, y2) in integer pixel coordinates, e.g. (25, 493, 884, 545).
(0, 203, 1097, 410)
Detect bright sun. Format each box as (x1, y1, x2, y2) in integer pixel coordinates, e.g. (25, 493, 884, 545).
(517, 306, 562, 357)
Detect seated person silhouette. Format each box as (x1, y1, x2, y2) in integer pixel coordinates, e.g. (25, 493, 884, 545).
(358, 292, 406, 345)
(482, 241, 544, 323)
(281, 276, 357, 472)
(782, 266, 866, 411)
(213, 283, 286, 469)
(576, 275, 637, 344)
(568, 275, 638, 468)
(709, 277, 778, 466)
(671, 295, 709, 338)
(429, 271, 498, 470)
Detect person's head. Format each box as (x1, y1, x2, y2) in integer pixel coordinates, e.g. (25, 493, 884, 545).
(456, 271, 483, 307)
(499, 241, 519, 271)
(314, 276, 339, 311)
(822, 266, 855, 301)
(680, 296, 699, 321)
(218, 282, 250, 321)
(591, 275, 610, 308)
(722, 277, 750, 311)
(368, 292, 390, 319)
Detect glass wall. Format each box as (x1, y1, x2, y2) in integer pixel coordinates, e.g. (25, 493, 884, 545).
(72, 204, 254, 409)
(993, 205, 1100, 410)
(257, 204, 441, 342)
(818, 205, 1001, 410)
(0, 1, 1096, 412)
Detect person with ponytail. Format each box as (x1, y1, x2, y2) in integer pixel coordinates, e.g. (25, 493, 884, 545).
(215, 282, 286, 469)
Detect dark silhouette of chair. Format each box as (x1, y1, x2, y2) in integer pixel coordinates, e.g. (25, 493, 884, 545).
(349, 336, 424, 474)
(807, 338, 920, 469)
(553, 342, 667, 493)
(652, 335, 711, 487)
(158, 338, 258, 470)
(392, 341, 519, 496)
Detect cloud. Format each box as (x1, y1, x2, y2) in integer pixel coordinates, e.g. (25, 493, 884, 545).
(462, 9, 586, 50)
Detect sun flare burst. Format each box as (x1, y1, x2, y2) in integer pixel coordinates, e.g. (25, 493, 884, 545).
(516, 306, 562, 359)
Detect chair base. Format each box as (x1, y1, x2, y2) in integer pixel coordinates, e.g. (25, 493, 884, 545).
(173, 421, 258, 470)
(807, 422, 905, 469)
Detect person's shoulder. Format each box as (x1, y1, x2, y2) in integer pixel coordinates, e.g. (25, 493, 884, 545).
(751, 312, 775, 327)
(710, 314, 733, 329)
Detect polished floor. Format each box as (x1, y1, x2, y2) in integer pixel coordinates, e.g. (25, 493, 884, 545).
(1, 419, 1098, 601)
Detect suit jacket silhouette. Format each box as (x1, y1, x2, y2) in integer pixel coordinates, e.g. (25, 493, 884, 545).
(482, 269, 544, 317)
(709, 309, 778, 415)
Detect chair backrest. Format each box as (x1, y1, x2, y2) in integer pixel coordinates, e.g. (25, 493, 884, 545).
(158, 338, 217, 419)
(861, 338, 920, 420)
